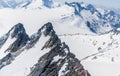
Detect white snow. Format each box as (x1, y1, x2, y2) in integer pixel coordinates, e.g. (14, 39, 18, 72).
(96, 7, 105, 15)
(28, 0, 43, 9)
(52, 55, 62, 62)
(0, 34, 50, 76)
(58, 62, 68, 76)
(0, 33, 16, 59)
(0, 5, 72, 35)
(0, 1, 120, 76)
(60, 33, 120, 76)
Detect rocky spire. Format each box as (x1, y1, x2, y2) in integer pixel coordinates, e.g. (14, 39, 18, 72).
(28, 22, 91, 76)
(0, 22, 90, 76)
(5, 23, 29, 53)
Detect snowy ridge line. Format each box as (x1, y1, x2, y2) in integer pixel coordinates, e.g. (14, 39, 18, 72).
(0, 23, 38, 70)
(0, 22, 91, 76)
(27, 22, 91, 76)
(0, 0, 55, 9)
(65, 2, 120, 34)
(58, 33, 96, 37)
(80, 52, 99, 61)
(80, 38, 119, 61)
(58, 31, 118, 37)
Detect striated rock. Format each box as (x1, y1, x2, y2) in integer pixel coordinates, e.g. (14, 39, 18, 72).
(7, 23, 29, 52)
(28, 22, 90, 76)
(0, 22, 90, 76)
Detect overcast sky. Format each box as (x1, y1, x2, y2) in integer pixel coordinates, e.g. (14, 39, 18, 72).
(54, 0, 120, 9)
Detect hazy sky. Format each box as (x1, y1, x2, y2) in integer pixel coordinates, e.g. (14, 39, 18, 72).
(54, 0, 120, 9)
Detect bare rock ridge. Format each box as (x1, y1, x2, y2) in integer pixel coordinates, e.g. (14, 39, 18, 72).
(28, 22, 91, 76)
(6, 23, 29, 52)
(0, 22, 90, 76)
(0, 23, 30, 69)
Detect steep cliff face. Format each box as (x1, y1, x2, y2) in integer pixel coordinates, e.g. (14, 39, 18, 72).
(0, 22, 90, 76)
(0, 23, 29, 69)
(28, 22, 90, 76)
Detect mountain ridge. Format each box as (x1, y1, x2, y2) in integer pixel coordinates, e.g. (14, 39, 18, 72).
(0, 22, 90, 76)
(65, 2, 120, 34)
(0, 0, 55, 9)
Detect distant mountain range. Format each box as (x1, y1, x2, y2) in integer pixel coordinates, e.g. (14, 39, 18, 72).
(0, 0, 120, 34)
(0, 22, 90, 76)
(0, 0, 53, 8)
(65, 2, 120, 34)
(0, 1, 120, 76)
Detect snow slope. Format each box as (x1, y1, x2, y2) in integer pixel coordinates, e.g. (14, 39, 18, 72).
(0, 33, 50, 76)
(0, 0, 32, 8)
(59, 33, 120, 76)
(0, 1, 120, 76)
(65, 2, 120, 34)
(0, 33, 15, 59)
(0, 5, 73, 35)
(0, 0, 58, 9)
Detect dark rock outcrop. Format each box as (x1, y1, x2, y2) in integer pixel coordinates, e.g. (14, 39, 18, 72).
(6, 23, 29, 52)
(0, 34, 8, 48)
(28, 22, 90, 76)
(65, 2, 120, 34)
(0, 23, 30, 69)
(0, 22, 90, 76)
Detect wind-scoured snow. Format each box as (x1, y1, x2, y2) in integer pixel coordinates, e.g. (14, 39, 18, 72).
(58, 62, 68, 76)
(0, 34, 50, 76)
(0, 33, 16, 59)
(0, 0, 32, 8)
(0, 1, 120, 76)
(60, 33, 120, 76)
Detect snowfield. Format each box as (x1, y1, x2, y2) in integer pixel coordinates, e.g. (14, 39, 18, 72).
(0, 5, 73, 36)
(0, 1, 120, 76)
(60, 33, 120, 76)
(0, 34, 50, 76)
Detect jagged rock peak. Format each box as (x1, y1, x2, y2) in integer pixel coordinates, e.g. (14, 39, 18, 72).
(28, 22, 91, 76)
(0, 22, 90, 76)
(4, 23, 29, 53)
(65, 2, 99, 16)
(0, 23, 30, 69)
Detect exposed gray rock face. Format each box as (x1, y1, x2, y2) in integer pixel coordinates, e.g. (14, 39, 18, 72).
(28, 22, 90, 76)
(0, 34, 8, 48)
(0, 23, 30, 69)
(6, 23, 29, 52)
(0, 23, 42, 69)
(0, 22, 90, 76)
(65, 2, 120, 34)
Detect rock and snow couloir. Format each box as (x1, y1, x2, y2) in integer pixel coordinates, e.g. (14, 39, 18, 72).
(0, 1, 120, 76)
(0, 22, 90, 76)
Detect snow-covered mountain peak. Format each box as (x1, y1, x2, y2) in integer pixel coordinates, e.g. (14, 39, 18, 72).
(0, 22, 90, 76)
(0, 0, 55, 9)
(1, 1, 120, 76)
(65, 2, 97, 15)
(0, 0, 32, 8)
(9, 23, 26, 37)
(64, 2, 120, 34)
(0, 23, 29, 60)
